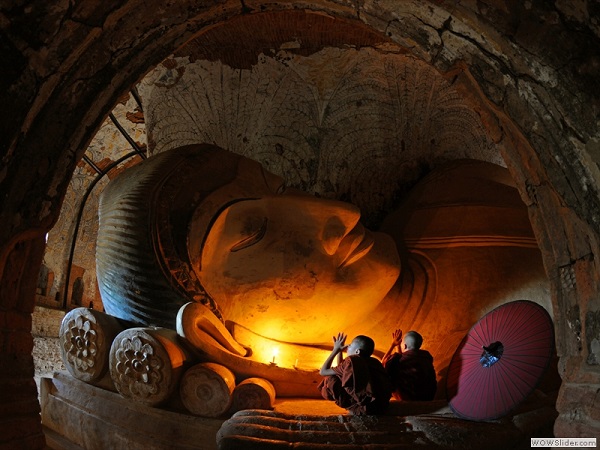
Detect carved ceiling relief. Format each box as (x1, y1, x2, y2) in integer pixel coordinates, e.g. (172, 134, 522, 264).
(138, 46, 502, 227)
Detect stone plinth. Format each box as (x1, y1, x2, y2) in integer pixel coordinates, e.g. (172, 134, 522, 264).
(40, 372, 223, 450)
(40, 372, 557, 450)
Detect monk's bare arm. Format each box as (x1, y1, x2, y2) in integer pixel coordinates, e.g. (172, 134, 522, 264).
(382, 329, 403, 366)
(320, 332, 347, 376)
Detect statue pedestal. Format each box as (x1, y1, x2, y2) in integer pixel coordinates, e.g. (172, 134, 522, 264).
(41, 372, 557, 449)
(40, 372, 224, 450)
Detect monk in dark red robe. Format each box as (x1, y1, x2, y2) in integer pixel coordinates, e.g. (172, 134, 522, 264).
(319, 333, 392, 415)
(382, 329, 437, 401)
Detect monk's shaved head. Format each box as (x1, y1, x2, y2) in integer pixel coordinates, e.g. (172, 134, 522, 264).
(404, 331, 423, 350)
(352, 335, 375, 357)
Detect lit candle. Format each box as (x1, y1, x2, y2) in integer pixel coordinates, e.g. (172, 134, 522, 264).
(294, 358, 299, 368)
(271, 347, 279, 365)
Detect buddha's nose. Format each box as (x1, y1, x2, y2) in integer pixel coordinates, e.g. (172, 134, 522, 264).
(320, 202, 361, 255)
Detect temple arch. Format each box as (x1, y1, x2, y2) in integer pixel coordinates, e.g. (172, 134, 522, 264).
(1, 1, 599, 447)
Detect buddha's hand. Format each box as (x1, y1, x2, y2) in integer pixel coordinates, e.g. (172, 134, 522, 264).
(177, 302, 248, 357)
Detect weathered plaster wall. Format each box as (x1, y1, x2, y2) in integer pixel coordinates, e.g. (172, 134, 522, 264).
(0, 1, 599, 447)
(31, 306, 65, 392)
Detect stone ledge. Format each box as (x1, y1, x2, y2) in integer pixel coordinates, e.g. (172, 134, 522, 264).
(40, 372, 224, 450)
(40, 372, 557, 450)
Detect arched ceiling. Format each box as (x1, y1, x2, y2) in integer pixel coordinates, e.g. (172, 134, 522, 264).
(33, 2, 597, 310)
(3, 1, 599, 245)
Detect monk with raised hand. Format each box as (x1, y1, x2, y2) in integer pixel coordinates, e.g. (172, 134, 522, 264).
(319, 333, 392, 415)
(382, 329, 437, 401)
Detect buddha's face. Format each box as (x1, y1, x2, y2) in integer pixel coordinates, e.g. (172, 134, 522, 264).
(196, 192, 400, 344)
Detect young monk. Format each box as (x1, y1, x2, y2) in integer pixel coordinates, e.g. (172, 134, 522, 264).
(319, 332, 392, 415)
(382, 329, 437, 401)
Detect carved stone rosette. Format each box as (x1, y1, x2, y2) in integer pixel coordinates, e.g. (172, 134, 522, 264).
(230, 377, 276, 413)
(109, 327, 187, 406)
(59, 308, 123, 383)
(179, 362, 235, 417)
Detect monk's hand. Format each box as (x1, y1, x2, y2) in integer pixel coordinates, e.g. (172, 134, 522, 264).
(332, 332, 347, 353)
(392, 329, 403, 346)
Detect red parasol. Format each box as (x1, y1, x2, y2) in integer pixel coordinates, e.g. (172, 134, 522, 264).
(446, 300, 555, 421)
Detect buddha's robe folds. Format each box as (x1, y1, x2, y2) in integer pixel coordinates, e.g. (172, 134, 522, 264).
(319, 355, 392, 415)
(385, 349, 437, 401)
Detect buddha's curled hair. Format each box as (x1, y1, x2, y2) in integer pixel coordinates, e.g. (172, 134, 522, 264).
(96, 144, 282, 328)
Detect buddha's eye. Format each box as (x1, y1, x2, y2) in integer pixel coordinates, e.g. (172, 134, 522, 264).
(230, 217, 267, 252)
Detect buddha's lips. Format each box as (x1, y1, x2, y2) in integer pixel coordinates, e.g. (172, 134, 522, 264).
(338, 226, 374, 268)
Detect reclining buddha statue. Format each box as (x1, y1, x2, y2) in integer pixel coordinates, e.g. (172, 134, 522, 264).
(91, 143, 549, 402)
